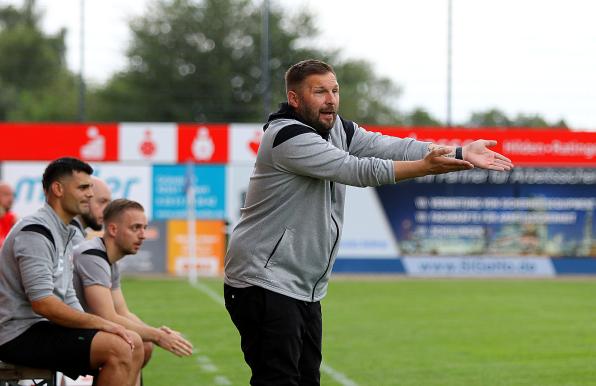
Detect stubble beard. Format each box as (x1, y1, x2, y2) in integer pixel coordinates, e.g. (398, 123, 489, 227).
(297, 104, 335, 134)
(81, 212, 103, 231)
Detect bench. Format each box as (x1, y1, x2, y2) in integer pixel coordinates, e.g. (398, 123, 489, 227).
(0, 361, 56, 386)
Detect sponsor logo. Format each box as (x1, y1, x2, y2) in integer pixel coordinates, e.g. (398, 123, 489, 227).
(80, 126, 106, 160)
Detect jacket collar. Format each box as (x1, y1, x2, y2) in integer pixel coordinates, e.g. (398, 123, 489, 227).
(264, 102, 330, 140)
(41, 203, 72, 238)
(70, 216, 87, 237)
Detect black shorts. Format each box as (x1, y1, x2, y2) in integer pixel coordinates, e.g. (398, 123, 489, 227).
(0, 321, 99, 378)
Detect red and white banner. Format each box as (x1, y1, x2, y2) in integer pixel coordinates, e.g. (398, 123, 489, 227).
(177, 124, 228, 163)
(368, 127, 596, 167)
(229, 123, 262, 164)
(0, 123, 118, 161)
(0, 123, 594, 167)
(118, 123, 177, 163)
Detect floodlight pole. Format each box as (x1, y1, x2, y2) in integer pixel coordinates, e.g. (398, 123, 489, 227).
(78, 0, 86, 122)
(261, 0, 271, 120)
(187, 162, 198, 284)
(446, 0, 453, 127)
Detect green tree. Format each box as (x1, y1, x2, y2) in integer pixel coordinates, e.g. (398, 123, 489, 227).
(511, 113, 548, 127)
(466, 108, 569, 129)
(512, 113, 567, 128)
(0, 0, 78, 121)
(404, 107, 442, 126)
(333, 60, 403, 125)
(466, 108, 512, 127)
(8, 69, 80, 121)
(90, 0, 403, 124)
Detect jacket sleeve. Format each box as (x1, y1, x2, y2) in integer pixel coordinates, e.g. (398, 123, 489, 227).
(13, 232, 55, 302)
(348, 122, 430, 161)
(271, 129, 396, 187)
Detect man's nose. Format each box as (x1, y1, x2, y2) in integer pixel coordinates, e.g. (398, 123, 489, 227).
(324, 92, 336, 105)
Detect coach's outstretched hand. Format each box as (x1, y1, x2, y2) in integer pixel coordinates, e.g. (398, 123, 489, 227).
(463, 140, 514, 171)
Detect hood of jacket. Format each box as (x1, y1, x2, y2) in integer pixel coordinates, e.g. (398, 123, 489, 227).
(264, 102, 330, 140)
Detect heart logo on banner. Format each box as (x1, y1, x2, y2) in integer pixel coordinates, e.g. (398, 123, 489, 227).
(248, 131, 262, 155)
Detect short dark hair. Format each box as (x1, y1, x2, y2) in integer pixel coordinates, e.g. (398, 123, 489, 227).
(103, 198, 144, 224)
(285, 59, 335, 92)
(42, 157, 93, 192)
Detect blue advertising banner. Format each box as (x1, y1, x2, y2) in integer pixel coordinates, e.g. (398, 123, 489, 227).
(375, 168, 596, 258)
(152, 164, 225, 220)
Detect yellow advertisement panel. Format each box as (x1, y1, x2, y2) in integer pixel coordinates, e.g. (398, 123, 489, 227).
(167, 220, 226, 276)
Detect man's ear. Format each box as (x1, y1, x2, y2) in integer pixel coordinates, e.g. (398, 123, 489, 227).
(50, 181, 63, 198)
(287, 90, 299, 109)
(107, 222, 118, 238)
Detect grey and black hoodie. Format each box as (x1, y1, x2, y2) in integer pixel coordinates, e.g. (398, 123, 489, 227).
(224, 103, 430, 302)
(0, 203, 81, 345)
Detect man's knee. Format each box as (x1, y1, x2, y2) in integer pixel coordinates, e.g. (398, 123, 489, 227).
(90, 331, 135, 369)
(142, 341, 153, 367)
(127, 330, 144, 365)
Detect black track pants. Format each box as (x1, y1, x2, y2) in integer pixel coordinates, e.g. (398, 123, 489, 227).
(224, 284, 322, 386)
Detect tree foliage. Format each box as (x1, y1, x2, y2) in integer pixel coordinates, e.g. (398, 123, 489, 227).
(90, 0, 402, 124)
(0, 0, 78, 121)
(404, 107, 442, 126)
(333, 60, 403, 125)
(0, 0, 572, 128)
(466, 108, 567, 128)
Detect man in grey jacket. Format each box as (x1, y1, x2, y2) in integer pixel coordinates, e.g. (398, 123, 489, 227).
(224, 59, 513, 386)
(0, 157, 144, 386)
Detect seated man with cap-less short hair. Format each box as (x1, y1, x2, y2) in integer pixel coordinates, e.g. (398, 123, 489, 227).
(0, 157, 144, 386)
(73, 198, 194, 385)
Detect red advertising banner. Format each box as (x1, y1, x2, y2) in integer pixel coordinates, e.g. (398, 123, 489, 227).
(177, 124, 228, 163)
(368, 127, 596, 167)
(0, 123, 118, 161)
(1, 123, 593, 167)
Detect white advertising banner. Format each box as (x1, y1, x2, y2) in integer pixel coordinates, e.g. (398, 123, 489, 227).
(338, 186, 399, 258)
(402, 256, 556, 277)
(2, 162, 152, 219)
(226, 165, 254, 227)
(2, 162, 45, 218)
(118, 123, 177, 163)
(91, 163, 153, 219)
(229, 123, 262, 164)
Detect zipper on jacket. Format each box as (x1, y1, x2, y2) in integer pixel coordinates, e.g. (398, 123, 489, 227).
(64, 228, 75, 256)
(311, 213, 339, 302)
(264, 229, 286, 268)
(330, 180, 336, 201)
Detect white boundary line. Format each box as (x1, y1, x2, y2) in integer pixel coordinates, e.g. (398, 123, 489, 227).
(194, 346, 232, 384)
(192, 279, 225, 306)
(190, 280, 359, 386)
(320, 363, 359, 386)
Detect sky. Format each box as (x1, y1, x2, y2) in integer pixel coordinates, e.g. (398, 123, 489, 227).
(4, 0, 596, 130)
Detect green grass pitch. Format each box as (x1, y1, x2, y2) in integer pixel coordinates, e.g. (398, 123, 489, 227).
(123, 277, 596, 385)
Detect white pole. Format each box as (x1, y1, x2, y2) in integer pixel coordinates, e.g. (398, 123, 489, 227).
(187, 161, 198, 284)
(447, 0, 453, 127)
(78, 0, 86, 121)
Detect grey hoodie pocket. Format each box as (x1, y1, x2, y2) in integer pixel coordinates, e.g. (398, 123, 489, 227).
(264, 227, 294, 268)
